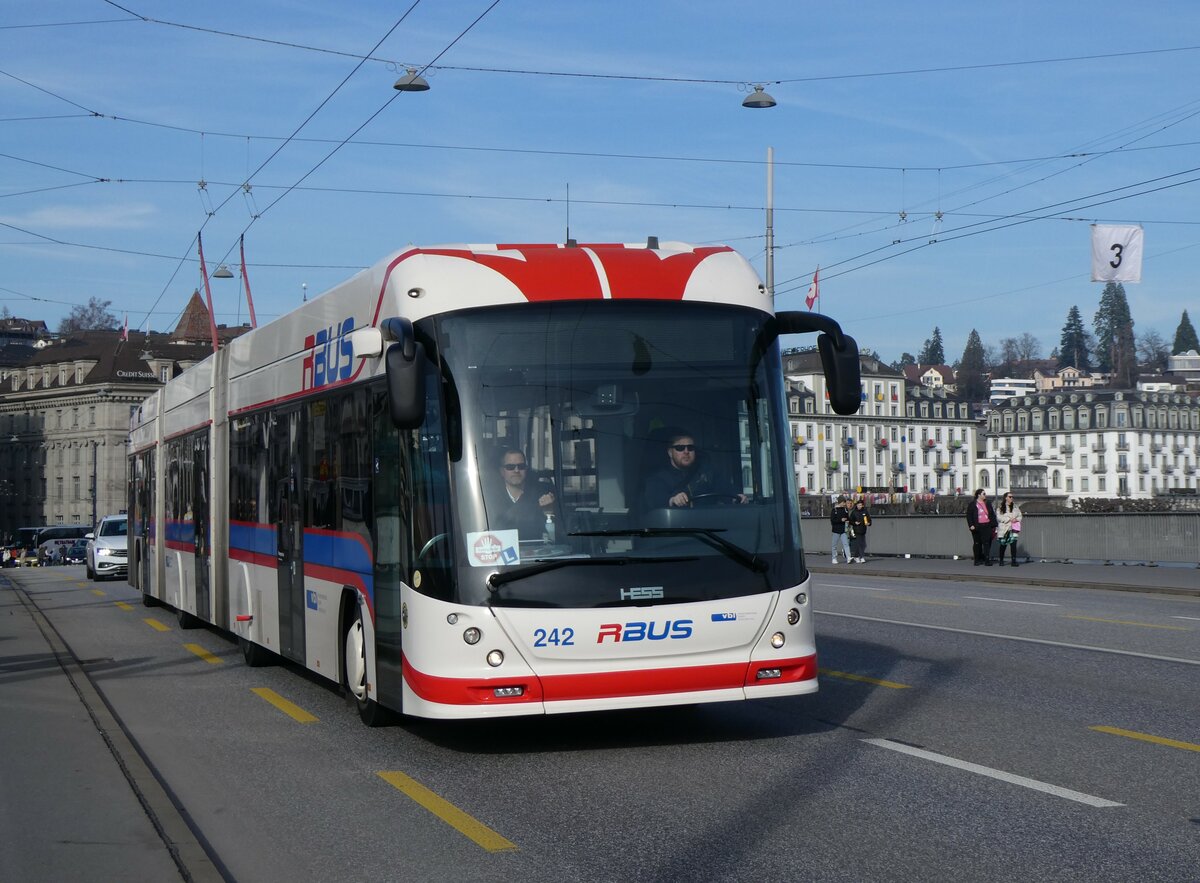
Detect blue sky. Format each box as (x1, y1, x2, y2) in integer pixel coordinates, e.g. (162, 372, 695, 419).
(3, 1, 1199, 363)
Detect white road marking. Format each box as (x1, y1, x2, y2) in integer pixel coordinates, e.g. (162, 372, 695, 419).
(817, 582, 891, 591)
(964, 596, 1060, 606)
(815, 610, 1200, 666)
(863, 738, 1124, 808)
(1171, 615, 1200, 622)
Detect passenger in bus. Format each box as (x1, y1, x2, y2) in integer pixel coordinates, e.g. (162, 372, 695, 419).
(642, 431, 747, 510)
(492, 448, 557, 541)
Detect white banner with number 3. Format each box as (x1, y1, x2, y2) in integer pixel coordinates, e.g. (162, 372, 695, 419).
(1091, 224, 1143, 283)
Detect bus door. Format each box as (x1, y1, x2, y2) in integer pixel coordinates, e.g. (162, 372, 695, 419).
(192, 432, 211, 621)
(272, 407, 306, 663)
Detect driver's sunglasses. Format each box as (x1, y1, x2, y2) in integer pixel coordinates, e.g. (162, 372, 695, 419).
(671, 444, 696, 452)
(503, 463, 528, 471)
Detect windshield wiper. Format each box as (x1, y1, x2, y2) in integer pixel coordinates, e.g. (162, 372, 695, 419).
(571, 529, 768, 574)
(487, 555, 696, 590)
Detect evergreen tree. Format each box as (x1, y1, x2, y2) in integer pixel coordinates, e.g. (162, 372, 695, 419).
(956, 329, 989, 400)
(1057, 305, 1092, 370)
(1093, 282, 1136, 387)
(1173, 309, 1199, 354)
(918, 327, 945, 364)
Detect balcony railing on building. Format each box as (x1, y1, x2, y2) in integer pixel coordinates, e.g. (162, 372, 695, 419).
(1138, 464, 1150, 473)
(1029, 446, 1043, 458)
(1091, 464, 1107, 474)
(1091, 442, 1106, 453)
(1162, 464, 1176, 474)
(1172, 444, 1186, 454)
(1059, 443, 1075, 454)
(1151, 443, 1164, 453)
(1116, 464, 1130, 473)
(1116, 441, 1129, 451)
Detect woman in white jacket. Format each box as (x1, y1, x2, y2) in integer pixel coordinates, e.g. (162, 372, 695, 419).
(996, 492, 1023, 567)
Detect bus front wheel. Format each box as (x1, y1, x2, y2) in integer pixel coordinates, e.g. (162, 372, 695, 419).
(344, 604, 388, 727)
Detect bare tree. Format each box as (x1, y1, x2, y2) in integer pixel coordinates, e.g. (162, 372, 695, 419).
(1015, 332, 1042, 361)
(58, 297, 119, 333)
(1136, 329, 1170, 373)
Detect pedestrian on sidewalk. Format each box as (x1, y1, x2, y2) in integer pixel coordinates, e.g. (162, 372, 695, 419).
(996, 492, 1023, 567)
(848, 498, 871, 563)
(965, 488, 996, 566)
(830, 496, 851, 564)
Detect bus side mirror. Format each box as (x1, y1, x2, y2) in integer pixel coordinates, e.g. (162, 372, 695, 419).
(817, 331, 861, 415)
(775, 311, 862, 416)
(385, 341, 426, 428)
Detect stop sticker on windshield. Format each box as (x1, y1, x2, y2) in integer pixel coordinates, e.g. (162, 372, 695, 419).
(466, 530, 519, 567)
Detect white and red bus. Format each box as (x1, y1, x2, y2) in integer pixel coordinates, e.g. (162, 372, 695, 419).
(128, 241, 860, 722)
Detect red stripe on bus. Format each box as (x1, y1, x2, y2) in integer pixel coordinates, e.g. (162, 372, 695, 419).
(401, 654, 817, 706)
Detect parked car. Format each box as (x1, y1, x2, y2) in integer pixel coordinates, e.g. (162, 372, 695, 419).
(64, 540, 88, 565)
(86, 515, 128, 581)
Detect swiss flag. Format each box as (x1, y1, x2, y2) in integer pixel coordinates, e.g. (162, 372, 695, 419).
(805, 267, 819, 310)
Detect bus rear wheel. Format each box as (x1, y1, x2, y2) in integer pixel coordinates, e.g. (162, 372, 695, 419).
(343, 605, 388, 727)
(239, 636, 274, 667)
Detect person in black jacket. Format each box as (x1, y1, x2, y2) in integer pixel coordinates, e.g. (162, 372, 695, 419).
(492, 449, 556, 541)
(848, 499, 871, 563)
(829, 496, 851, 564)
(642, 431, 746, 511)
(965, 488, 997, 565)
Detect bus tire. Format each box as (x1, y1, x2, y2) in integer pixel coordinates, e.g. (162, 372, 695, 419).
(239, 637, 274, 667)
(343, 604, 388, 727)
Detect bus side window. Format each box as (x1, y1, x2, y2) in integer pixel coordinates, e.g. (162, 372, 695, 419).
(408, 367, 454, 600)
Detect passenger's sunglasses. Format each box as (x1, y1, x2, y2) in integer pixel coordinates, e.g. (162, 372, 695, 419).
(502, 463, 528, 471)
(671, 444, 696, 452)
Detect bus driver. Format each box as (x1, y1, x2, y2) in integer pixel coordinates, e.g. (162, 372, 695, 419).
(642, 431, 748, 510)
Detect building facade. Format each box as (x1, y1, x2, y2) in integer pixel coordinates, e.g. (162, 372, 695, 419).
(0, 331, 214, 541)
(981, 389, 1200, 501)
(784, 352, 977, 496)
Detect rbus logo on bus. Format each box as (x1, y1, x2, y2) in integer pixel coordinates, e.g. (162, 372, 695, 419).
(302, 317, 355, 391)
(596, 621, 694, 643)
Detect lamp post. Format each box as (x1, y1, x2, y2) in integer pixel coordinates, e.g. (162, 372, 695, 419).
(91, 440, 98, 528)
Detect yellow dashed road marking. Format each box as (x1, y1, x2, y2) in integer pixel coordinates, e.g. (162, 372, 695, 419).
(184, 643, 222, 664)
(819, 668, 912, 689)
(144, 618, 171, 632)
(114, 601, 134, 611)
(1066, 615, 1188, 631)
(91, 589, 106, 597)
(378, 771, 517, 853)
(251, 687, 318, 723)
(1091, 725, 1200, 753)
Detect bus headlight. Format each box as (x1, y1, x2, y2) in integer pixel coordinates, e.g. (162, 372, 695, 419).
(794, 592, 807, 605)
(786, 608, 800, 625)
(463, 627, 481, 645)
(770, 631, 786, 649)
(486, 650, 504, 667)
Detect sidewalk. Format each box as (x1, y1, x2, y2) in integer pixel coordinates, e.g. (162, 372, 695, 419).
(808, 554, 1200, 597)
(0, 572, 221, 882)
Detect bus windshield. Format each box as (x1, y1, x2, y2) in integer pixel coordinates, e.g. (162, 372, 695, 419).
(421, 300, 803, 608)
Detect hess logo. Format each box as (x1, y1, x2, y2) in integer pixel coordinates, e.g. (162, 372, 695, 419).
(302, 317, 354, 391)
(596, 620, 694, 643)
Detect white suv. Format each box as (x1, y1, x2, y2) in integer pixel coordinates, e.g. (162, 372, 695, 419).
(87, 515, 128, 581)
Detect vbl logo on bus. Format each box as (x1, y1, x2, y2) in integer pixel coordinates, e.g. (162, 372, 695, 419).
(302, 317, 354, 391)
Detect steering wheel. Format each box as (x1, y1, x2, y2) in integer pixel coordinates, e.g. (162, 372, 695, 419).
(689, 493, 742, 507)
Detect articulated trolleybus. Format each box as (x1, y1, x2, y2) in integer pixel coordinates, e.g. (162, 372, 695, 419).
(128, 240, 860, 723)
